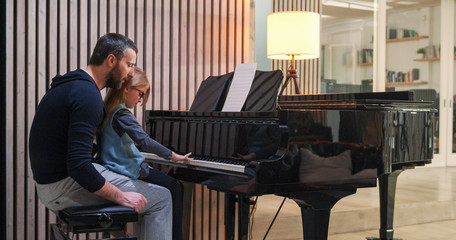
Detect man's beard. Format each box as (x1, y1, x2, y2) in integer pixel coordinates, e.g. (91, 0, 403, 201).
(105, 64, 124, 89)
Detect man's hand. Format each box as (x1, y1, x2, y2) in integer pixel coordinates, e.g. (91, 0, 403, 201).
(233, 152, 256, 161)
(171, 152, 193, 164)
(119, 192, 147, 212)
(94, 180, 148, 212)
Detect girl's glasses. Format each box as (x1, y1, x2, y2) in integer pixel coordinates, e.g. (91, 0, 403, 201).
(130, 86, 145, 99)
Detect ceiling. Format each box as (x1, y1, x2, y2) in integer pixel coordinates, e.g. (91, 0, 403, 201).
(322, 0, 440, 21)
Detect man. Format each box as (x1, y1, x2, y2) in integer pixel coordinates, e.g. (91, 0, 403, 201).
(29, 33, 172, 239)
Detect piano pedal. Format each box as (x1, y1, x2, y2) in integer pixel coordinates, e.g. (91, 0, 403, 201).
(234, 196, 256, 204)
(234, 196, 257, 213)
(248, 197, 257, 206)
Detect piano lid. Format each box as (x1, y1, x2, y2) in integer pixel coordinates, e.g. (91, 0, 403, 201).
(278, 91, 436, 110)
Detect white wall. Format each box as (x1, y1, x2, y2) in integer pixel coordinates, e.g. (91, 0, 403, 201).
(322, 17, 374, 85)
(254, 0, 272, 71)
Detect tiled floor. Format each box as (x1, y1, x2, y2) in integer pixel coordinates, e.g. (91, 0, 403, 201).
(329, 219, 456, 240)
(250, 166, 456, 240)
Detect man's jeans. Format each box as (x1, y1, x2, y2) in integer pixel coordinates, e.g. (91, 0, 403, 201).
(36, 163, 172, 240)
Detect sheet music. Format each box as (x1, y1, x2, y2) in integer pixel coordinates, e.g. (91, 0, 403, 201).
(222, 63, 257, 112)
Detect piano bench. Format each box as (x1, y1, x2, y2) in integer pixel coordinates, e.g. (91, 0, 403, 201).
(50, 204, 138, 240)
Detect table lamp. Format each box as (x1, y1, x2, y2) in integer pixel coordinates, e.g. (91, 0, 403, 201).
(267, 11, 320, 95)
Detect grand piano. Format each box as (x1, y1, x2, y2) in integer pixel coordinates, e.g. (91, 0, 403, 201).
(143, 70, 435, 240)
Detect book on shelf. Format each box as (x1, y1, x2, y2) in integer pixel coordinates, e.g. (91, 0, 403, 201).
(386, 70, 396, 82)
(423, 45, 440, 58)
(386, 68, 419, 83)
(386, 28, 418, 40)
(403, 29, 410, 38)
(412, 68, 419, 81)
(358, 49, 373, 64)
(388, 28, 397, 39)
(398, 72, 405, 82)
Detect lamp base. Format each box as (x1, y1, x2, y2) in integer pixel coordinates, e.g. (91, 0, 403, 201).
(279, 68, 301, 95)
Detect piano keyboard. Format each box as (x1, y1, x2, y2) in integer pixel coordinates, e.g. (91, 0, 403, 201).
(141, 152, 248, 174)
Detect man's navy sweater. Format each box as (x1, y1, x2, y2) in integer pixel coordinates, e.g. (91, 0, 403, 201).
(29, 69, 106, 192)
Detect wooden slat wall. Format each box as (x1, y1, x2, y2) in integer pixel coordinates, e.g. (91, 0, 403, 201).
(272, 0, 322, 94)
(3, 0, 252, 239)
(1, 1, 7, 240)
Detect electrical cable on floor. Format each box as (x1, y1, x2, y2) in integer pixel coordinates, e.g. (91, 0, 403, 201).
(263, 197, 287, 240)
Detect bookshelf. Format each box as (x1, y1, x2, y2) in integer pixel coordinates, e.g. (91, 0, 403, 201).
(369, 81, 428, 86)
(385, 36, 429, 43)
(370, 35, 429, 44)
(379, 35, 431, 85)
(386, 81, 428, 86)
(414, 56, 456, 61)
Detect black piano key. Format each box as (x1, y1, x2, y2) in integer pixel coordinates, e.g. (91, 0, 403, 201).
(190, 154, 249, 167)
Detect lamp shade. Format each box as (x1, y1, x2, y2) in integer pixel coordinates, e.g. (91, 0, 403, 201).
(267, 11, 320, 60)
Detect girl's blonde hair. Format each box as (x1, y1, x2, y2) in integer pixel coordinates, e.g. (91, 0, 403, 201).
(101, 67, 150, 130)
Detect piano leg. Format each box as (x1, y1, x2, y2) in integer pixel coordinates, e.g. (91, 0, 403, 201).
(225, 194, 251, 240)
(374, 170, 404, 240)
(289, 189, 357, 240)
(181, 182, 193, 240)
(238, 196, 250, 240)
(225, 194, 236, 240)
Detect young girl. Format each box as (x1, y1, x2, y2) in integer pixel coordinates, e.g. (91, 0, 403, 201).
(99, 67, 192, 240)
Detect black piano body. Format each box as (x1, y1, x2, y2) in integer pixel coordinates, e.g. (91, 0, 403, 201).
(143, 70, 435, 240)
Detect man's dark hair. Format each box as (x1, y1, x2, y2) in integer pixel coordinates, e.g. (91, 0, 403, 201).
(88, 33, 138, 66)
